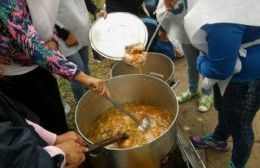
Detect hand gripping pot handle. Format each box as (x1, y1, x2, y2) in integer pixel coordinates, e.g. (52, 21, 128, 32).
(84, 134, 129, 157)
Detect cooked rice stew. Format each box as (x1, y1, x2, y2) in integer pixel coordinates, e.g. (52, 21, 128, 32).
(86, 103, 173, 148)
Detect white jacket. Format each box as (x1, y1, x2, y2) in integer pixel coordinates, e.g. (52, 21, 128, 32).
(56, 0, 91, 57)
(26, 0, 60, 41)
(156, 0, 198, 44)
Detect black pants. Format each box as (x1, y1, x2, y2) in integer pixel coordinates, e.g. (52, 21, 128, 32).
(0, 67, 68, 134)
(213, 80, 260, 168)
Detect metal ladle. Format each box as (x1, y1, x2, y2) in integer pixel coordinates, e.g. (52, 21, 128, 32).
(106, 97, 151, 131)
(123, 11, 168, 69)
(145, 10, 168, 52)
(85, 133, 129, 154)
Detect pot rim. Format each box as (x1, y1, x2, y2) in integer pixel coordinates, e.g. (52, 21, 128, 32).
(110, 52, 175, 83)
(75, 74, 179, 151)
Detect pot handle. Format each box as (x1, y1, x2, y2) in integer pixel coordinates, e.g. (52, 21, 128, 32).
(84, 142, 106, 158)
(85, 134, 128, 154)
(149, 72, 164, 80)
(170, 80, 180, 91)
(84, 141, 105, 158)
(85, 134, 129, 157)
(88, 148, 106, 158)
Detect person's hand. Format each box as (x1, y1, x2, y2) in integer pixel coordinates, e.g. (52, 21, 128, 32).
(65, 33, 79, 47)
(55, 131, 85, 147)
(45, 39, 59, 51)
(158, 30, 169, 42)
(87, 76, 110, 97)
(57, 141, 88, 168)
(164, 0, 178, 10)
(74, 72, 110, 98)
(95, 9, 107, 19)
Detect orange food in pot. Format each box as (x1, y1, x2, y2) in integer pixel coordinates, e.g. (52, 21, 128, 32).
(86, 103, 172, 149)
(123, 43, 147, 68)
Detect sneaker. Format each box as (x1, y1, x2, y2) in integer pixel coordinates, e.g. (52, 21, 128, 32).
(198, 94, 213, 112)
(190, 133, 229, 151)
(177, 90, 198, 103)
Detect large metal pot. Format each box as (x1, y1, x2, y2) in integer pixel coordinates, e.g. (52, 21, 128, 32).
(75, 75, 179, 168)
(110, 52, 175, 85)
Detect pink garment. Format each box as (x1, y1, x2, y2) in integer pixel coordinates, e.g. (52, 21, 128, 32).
(26, 119, 57, 145)
(44, 146, 66, 168)
(26, 120, 66, 167)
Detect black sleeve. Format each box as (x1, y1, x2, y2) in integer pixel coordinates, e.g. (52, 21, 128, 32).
(0, 122, 64, 168)
(55, 24, 70, 41)
(0, 91, 64, 168)
(84, 0, 99, 15)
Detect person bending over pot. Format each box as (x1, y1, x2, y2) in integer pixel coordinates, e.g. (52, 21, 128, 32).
(166, 0, 260, 167)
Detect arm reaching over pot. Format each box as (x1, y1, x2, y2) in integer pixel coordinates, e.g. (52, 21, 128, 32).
(74, 71, 110, 98)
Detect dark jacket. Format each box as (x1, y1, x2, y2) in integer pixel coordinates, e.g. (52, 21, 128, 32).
(106, 0, 144, 16)
(0, 91, 64, 168)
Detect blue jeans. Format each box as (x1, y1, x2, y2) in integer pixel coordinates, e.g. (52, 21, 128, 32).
(181, 44, 212, 95)
(212, 80, 260, 168)
(67, 46, 90, 102)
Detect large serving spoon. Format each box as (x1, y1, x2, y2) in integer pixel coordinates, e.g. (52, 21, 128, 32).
(106, 97, 151, 131)
(145, 10, 168, 52)
(122, 11, 168, 69)
(85, 133, 129, 154)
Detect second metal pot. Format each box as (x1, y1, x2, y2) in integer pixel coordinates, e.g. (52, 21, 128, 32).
(110, 52, 175, 85)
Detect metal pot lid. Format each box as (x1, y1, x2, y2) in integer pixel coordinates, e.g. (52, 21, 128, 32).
(89, 12, 148, 60)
